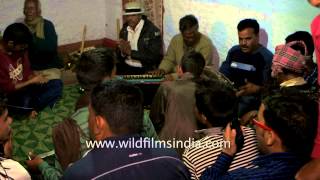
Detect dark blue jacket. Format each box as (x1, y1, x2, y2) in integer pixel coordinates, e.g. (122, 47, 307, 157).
(118, 17, 163, 71)
(219, 45, 273, 88)
(201, 152, 303, 180)
(63, 135, 190, 180)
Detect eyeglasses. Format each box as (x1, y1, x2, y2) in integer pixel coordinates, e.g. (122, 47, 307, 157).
(253, 118, 272, 131)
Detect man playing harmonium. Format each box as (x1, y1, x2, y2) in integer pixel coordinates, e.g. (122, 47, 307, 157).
(152, 14, 216, 80)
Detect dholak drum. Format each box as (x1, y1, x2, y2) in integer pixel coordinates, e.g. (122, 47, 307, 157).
(202, 67, 235, 90)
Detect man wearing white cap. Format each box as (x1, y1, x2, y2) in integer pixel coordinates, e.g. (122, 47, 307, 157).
(117, 1, 162, 74)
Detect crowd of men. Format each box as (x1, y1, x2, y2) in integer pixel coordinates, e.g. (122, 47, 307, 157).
(1, 0, 320, 179)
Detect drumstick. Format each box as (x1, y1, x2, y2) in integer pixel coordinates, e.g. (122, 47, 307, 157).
(80, 25, 87, 54)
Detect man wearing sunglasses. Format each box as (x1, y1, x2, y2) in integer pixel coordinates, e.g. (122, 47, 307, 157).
(201, 90, 317, 179)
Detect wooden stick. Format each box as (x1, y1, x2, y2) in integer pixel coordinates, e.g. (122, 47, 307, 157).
(80, 25, 87, 54)
(116, 18, 120, 39)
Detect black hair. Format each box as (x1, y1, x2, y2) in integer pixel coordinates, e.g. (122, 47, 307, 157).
(179, 14, 199, 33)
(76, 48, 115, 91)
(262, 90, 318, 158)
(2, 23, 32, 46)
(237, 19, 260, 34)
(181, 51, 205, 78)
(285, 31, 314, 56)
(90, 80, 143, 135)
(195, 79, 238, 127)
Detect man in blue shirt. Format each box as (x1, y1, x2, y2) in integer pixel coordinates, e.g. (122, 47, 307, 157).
(219, 19, 273, 118)
(200, 90, 317, 180)
(63, 80, 190, 180)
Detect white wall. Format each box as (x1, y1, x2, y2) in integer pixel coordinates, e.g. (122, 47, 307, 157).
(1, 0, 318, 62)
(163, 0, 319, 63)
(0, 0, 122, 45)
(105, 0, 123, 40)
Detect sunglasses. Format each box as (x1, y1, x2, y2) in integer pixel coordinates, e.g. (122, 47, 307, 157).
(253, 118, 272, 131)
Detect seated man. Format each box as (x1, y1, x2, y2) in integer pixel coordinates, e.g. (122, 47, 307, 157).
(219, 19, 273, 118)
(0, 23, 61, 117)
(201, 90, 317, 179)
(26, 48, 158, 180)
(23, 0, 63, 91)
(150, 51, 205, 155)
(63, 80, 190, 179)
(182, 79, 259, 180)
(270, 40, 317, 101)
(117, 1, 162, 74)
(0, 92, 31, 179)
(155, 14, 216, 79)
(285, 31, 317, 88)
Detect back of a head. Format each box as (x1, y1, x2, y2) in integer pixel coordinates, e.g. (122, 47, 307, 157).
(285, 31, 314, 57)
(237, 19, 259, 34)
(3, 23, 32, 46)
(262, 90, 318, 158)
(195, 79, 237, 127)
(90, 80, 143, 135)
(181, 51, 205, 78)
(76, 48, 115, 91)
(179, 14, 199, 33)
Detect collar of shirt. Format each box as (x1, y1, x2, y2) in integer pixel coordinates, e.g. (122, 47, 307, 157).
(280, 77, 307, 88)
(127, 19, 145, 51)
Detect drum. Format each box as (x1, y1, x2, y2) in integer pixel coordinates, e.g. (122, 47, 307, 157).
(202, 67, 235, 89)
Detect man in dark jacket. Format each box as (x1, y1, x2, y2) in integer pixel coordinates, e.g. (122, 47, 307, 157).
(117, 1, 162, 74)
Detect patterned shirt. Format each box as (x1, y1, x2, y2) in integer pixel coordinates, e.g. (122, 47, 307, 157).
(183, 127, 259, 180)
(0, 51, 32, 93)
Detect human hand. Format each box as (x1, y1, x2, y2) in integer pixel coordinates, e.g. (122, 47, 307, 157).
(30, 74, 48, 84)
(26, 152, 44, 172)
(147, 69, 166, 76)
(118, 39, 131, 56)
(222, 123, 237, 157)
(164, 74, 174, 81)
(236, 79, 261, 97)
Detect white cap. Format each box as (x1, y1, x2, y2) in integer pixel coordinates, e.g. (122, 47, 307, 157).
(123, 1, 144, 16)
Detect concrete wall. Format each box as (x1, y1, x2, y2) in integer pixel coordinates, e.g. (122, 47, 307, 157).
(0, 0, 122, 45)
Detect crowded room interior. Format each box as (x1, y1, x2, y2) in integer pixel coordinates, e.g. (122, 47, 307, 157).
(0, 0, 320, 179)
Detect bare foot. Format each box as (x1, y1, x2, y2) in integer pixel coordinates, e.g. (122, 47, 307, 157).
(29, 110, 38, 119)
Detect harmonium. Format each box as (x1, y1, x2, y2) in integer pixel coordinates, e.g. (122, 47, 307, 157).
(116, 74, 164, 108)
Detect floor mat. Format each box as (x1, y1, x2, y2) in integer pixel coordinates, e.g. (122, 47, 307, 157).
(11, 84, 81, 165)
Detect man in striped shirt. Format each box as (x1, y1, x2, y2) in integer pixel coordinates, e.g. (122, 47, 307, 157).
(201, 90, 317, 179)
(182, 79, 259, 180)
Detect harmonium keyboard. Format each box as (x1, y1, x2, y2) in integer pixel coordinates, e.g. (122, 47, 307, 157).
(116, 74, 165, 108)
(116, 74, 164, 84)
